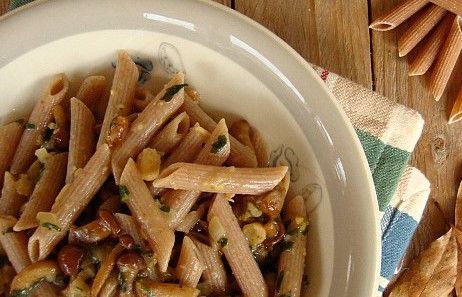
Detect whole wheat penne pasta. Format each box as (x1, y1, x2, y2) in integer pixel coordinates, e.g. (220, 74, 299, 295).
(97, 51, 139, 146)
(135, 280, 200, 297)
(149, 112, 190, 154)
(14, 152, 68, 231)
(398, 4, 446, 57)
(99, 270, 119, 297)
(119, 158, 175, 272)
(91, 244, 124, 297)
(76, 75, 107, 117)
(249, 126, 269, 167)
(193, 239, 228, 295)
(28, 144, 111, 262)
(0, 122, 23, 188)
(114, 213, 147, 249)
(176, 236, 205, 288)
(182, 96, 258, 167)
(0, 172, 26, 217)
(154, 163, 288, 195)
(208, 194, 268, 297)
(164, 120, 230, 228)
(112, 73, 186, 183)
(176, 203, 206, 233)
(369, 0, 429, 31)
(134, 88, 157, 112)
(430, 16, 462, 101)
(67, 97, 96, 183)
(10, 74, 69, 174)
(164, 124, 210, 167)
(277, 196, 308, 297)
(449, 84, 462, 124)
(409, 14, 453, 76)
(230, 119, 254, 149)
(431, 0, 462, 16)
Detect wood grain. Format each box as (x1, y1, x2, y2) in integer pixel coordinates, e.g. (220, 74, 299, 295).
(234, 0, 373, 89)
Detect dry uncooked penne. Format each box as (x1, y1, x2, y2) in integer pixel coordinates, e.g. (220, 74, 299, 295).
(10, 74, 69, 174)
(112, 73, 185, 183)
(398, 4, 446, 57)
(14, 152, 68, 231)
(409, 15, 453, 76)
(154, 163, 288, 195)
(164, 124, 210, 168)
(0, 172, 26, 217)
(430, 16, 462, 101)
(370, 0, 429, 31)
(250, 126, 269, 167)
(28, 144, 111, 262)
(91, 244, 124, 297)
(97, 51, 139, 146)
(208, 194, 268, 297)
(193, 239, 228, 295)
(182, 96, 258, 167)
(0, 122, 23, 188)
(431, 0, 462, 16)
(149, 111, 190, 154)
(120, 159, 175, 272)
(277, 196, 307, 297)
(176, 236, 205, 288)
(67, 97, 96, 183)
(76, 75, 107, 119)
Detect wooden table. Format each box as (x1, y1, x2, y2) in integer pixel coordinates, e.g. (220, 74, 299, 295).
(1, 0, 460, 285)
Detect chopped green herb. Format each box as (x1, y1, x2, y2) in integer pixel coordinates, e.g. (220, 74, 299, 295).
(161, 84, 188, 102)
(43, 127, 54, 142)
(211, 135, 227, 153)
(281, 240, 294, 251)
(160, 204, 170, 213)
(276, 271, 284, 291)
(118, 271, 127, 292)
(217, 237, 228, 248)
(25, 123, 36, 130)
(119, 185, 130, 203)
(0, 255, 7, 268)
(41, 222, 61, 232)
(141, 285, 155, 297)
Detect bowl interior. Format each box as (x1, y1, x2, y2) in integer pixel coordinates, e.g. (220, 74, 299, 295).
(0, 1, 380, 296)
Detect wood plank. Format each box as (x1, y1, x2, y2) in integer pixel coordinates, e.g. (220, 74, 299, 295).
(234, 0, 373, 89)
(0, 0, 10, 16)
(370, 0, 462, 270)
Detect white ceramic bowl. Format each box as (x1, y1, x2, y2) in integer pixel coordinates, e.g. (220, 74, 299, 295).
(0, 1, 380, 296)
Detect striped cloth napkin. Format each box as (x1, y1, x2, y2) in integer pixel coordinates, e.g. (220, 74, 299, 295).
(6, 0, 431, 295)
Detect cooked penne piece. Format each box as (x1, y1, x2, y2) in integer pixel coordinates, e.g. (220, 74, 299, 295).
(409, 15, 453, 76)
(430, 0, 462, 16)
(175, 203, 206, 233)
(430, 16, 462, 101)
(67, 97, 96, 183)
(112, 73, 186, 183)
(149, 112, 190, 154)
(0, 172, 26, 217)
(230, 119, 254, 149)
(135, 280, 200, 297)
(0, 122, 23, 188)
(164, 120, 230, 228)
(164, 124, 210, 167)
(99, 270, 119, 297)
(14, 152, 68, 231)
(182, 96, 258, 167)
(76, 75, 107, 119)
(10, 74, 69, 174)
(154, 163, 288, 195)
(28, 144, 111, 262)
(251, 171, 290, 219)
(250, 126, 269, 167)
(398, 4, 446, 57)
(369, 0, 429, 31)
(193, 239, 228, 295)
(119, 159, 175, 272)
(91, 244, 124, 297)
(134, 88, 156, 112)
(449, 85, 462, 124)
(114, 213, 147, 249)
(97, 51, 139, 146)
(277, 195, 308, 297)
(208, 194, 268, 297)
(176, 236, 205, 288)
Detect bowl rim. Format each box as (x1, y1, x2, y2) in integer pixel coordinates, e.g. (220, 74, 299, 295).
(0, 0, 381, 295)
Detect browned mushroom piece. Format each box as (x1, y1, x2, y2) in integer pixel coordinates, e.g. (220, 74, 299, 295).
(117, 252, 147, 296)
(69, 218, 112, 244)
(98, 209, 123, 236)
(58, 245, 85, 276)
